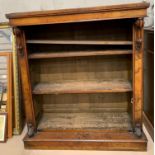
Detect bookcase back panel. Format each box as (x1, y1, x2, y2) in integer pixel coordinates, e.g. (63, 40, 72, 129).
(34, 93, 131, 113)
(30, 55, 132, 84)
(27, 44, 132, 55)
(34, 92, 132, 131)
(24, 19, 132, 41)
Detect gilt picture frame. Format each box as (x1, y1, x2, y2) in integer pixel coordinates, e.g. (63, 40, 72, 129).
(0, 113, 7, 142)
(0, 52, 13, 138)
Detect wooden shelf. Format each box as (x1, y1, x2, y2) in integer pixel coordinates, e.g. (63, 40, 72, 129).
(33, 80, 132, 94)
(28, 50, 132, 59)
(27, 40, 132, 45)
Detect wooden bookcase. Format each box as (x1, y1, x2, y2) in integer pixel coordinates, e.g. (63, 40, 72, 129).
(6, 2, 149, 150)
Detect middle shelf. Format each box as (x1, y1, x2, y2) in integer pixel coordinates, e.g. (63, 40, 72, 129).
(28, 50, 132, 59)
(32, 80, 132, 95)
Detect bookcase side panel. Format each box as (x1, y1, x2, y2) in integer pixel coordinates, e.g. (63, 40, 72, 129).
(14, 28, 36, 133)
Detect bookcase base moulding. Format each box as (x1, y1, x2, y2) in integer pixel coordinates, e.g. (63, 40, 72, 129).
(6, 2, 149, 151)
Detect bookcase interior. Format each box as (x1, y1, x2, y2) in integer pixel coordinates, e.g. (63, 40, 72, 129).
(24, 19, 133, 132)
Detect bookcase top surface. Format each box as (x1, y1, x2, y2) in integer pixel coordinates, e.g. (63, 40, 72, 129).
(6, 2, 149, 26)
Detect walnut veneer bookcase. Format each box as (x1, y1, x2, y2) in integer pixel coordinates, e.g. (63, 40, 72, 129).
(6, 2, 149, 150)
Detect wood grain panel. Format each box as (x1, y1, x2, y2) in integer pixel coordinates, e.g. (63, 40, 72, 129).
(30, 55, 132, 84)
(33, 93, 131, 115)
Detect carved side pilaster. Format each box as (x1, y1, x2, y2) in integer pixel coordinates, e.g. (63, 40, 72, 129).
(132, 18, 144, 137)
(13, 28, 25, 58)
(134, 18, 144, 52)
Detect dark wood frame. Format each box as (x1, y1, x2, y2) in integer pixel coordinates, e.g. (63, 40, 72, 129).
(7, 2, 149, 151)
(0, 52, 13, 138)
(0, 112, 7, 142)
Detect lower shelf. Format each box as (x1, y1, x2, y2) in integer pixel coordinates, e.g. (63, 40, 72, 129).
(24, 130, 147, 150)
(37, 112, 132, 131)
